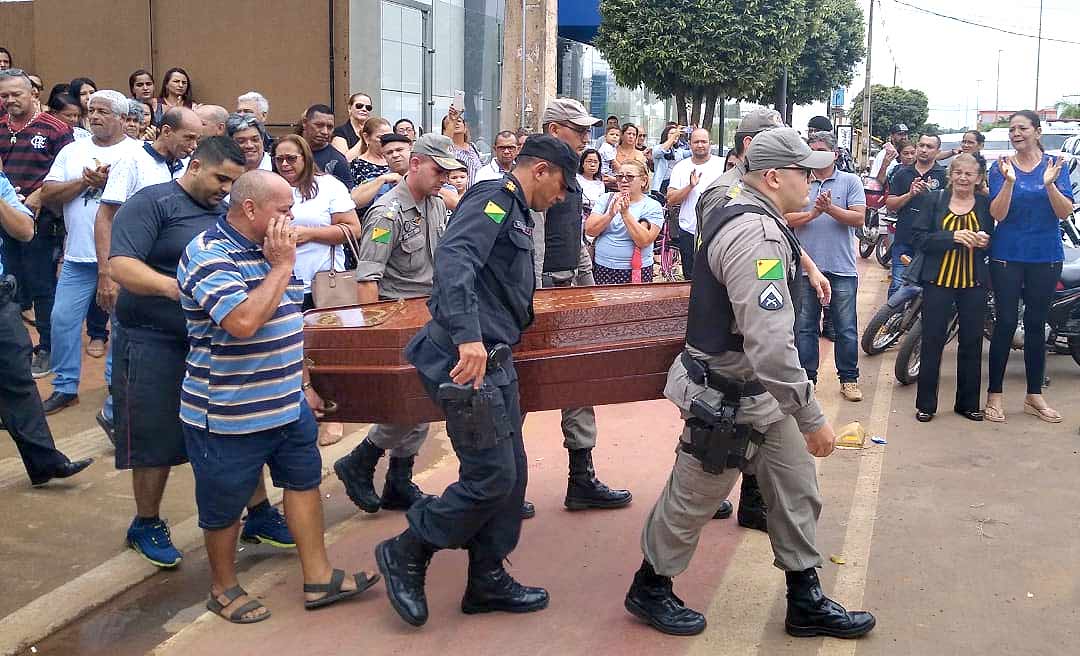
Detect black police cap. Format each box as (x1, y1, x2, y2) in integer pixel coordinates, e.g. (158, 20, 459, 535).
(518, 135, 580, 193)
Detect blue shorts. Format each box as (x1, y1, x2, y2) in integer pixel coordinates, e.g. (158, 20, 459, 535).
(182, 402, 322, 530)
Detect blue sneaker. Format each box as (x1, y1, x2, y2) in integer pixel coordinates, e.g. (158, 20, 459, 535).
(241, 505, 295, 549)
(127, 518, 182, 568)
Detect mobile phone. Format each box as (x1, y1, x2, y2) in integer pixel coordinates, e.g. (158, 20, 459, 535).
(452, 90, 465, 114)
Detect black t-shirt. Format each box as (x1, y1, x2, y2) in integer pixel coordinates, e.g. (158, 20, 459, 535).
(110, 181, 224, 340)
(543, 191, 584, 272)
(888, 163, 948, 248)
(333, 123, 361, 150)
(312, 144, 356, 190)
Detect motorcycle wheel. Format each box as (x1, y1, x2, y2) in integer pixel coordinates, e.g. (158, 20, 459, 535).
(876, 238, 892, 268)
(858, 236, 876, 259)
(862, 302, 905, 355)
(894, 319, 922, 385)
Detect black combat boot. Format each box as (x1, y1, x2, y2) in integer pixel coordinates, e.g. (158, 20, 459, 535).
(333, 440, 384, 513)
(461, 558, 549, 615)
(375, 529, 436, 626)
(785, 568, 876, 638)
(380, 456, 431, 511)
(713, 499, 733, 520)
(564, 448, 632, 510)
(737, 474, 768, 532)
(624, 559, 706, 636)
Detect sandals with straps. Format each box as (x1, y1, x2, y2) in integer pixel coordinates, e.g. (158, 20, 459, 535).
(304, 568, 380, 610)
(1024, 401, 1062, 423)
(983, 403, 1006, 423)
(206, 585, 271, 624)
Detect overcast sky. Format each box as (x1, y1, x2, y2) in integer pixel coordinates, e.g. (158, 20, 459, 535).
(794, 0, 1080, 131)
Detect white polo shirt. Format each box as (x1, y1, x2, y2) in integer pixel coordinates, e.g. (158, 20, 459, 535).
(101, 142, 188, 206)
(473, 158, 510, 183)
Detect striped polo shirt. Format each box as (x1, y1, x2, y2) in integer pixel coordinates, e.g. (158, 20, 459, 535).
(0, 111, 73, 193)
(177, 218, 306, 435)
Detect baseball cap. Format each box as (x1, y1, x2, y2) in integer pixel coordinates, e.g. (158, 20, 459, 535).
(737, 108, 784, 134)
(541, 98, 602, 128)
(380, 132, 412, 147)
(807, 115, 833, 132)
(745, 127, 835, 172)
(412, 134, 466, 170)
(518, 135, 581, 193)
(890, 123, 909, 134)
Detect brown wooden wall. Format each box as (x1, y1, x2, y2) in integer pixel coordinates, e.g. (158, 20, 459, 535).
(1, 0, 351, 128)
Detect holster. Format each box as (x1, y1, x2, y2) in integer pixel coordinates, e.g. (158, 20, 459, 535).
(680, 352, 763, 475)
(436, 344, 515, 451)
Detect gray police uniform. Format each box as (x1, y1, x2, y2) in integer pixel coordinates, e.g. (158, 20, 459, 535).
(641, 184, 827, 576)
(404, 175, 535, 561)
(695, 163, 746, 237)
(354, 179, 447, 458)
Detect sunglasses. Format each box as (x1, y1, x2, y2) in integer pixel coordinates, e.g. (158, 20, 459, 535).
(353, 103, 373, 111)
(777, 166, 813, 181)
(614, 174, 639, 181)
(274, 154, 302, 165)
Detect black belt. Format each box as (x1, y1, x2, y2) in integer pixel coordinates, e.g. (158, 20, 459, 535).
(681, 350, 765, 397)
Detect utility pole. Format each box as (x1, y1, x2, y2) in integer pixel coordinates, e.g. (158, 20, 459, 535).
(893, 65, 897, 87)
(995, 49, 1002, 120)
(1035, 0, 1043, 110)
(860, 0, 874, 169)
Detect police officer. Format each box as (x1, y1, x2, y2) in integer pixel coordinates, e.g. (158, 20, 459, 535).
(334, 134, 464, 514)
(531, 98, 632, 514)
(374, 135, 579, 627)
(0, 170, 93, 486)
(624, 128, 876, 639)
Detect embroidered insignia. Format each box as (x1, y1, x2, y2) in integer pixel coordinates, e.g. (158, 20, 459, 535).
(758, 283, 784, 311)
(484, 201, 507, 224)
(756, 259, 783, 280)
(511, 219, 533, 236)
(505, 180, 517, 193)
(726, 181, 742, 199)
(371, 227, 391, 244)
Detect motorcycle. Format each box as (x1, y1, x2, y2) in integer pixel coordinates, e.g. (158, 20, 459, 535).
(875, 214, 895, 268)
(856, 207, 881, 259)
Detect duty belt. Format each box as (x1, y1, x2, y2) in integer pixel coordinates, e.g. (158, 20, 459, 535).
(680, 350, 765, 397)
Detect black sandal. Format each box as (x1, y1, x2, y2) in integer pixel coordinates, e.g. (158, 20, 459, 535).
(303, 568, 380, 610)
(206, 585, 271, 624)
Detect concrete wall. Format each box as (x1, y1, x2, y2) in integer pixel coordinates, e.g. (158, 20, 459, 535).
(0, 1, 37, 74)
(499, 0, 557, 132)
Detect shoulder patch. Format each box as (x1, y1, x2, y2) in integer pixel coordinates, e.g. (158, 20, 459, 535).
(484, 201, 507, 224)
(504, 180, 517, 193)
(758, 283, 784, 311)
(371, 227, 391, 244)
(756, 258, 783, 280)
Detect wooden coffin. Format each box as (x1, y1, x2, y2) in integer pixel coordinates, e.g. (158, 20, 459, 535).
(303, 283, 690, 424)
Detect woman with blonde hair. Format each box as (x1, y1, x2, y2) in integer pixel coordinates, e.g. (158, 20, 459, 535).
(332, 91, 374, 161)
(585, 160, 663, 284)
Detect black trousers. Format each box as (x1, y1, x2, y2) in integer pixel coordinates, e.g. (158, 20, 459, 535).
(0, 298, 69, 481)
(678, 228, 696, 281)
(988, 260, 1061, 394)
(917, 283, 987, 414)
(408, 372, 527, 564)
(2, 232, 60, 350)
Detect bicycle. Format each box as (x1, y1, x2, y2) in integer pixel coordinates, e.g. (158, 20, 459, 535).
(653, 202, 683, 282)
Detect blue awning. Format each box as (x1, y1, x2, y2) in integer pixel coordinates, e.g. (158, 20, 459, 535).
(558, 0, 600, 43)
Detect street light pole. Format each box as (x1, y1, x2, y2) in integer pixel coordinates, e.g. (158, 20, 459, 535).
(860, 0, 874, 169)
(995, 49, 1002, 121)
(1035, 0, 1043, 110)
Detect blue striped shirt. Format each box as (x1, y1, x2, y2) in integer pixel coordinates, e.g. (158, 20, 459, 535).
(177, 218, 305, 435)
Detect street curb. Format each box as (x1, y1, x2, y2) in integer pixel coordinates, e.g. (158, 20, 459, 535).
(0, 428, 370, 656)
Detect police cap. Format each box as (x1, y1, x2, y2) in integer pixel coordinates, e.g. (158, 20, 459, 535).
(518, 135, 581, 192)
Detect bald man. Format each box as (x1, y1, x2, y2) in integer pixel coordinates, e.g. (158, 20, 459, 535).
(195, 104, 229, 138)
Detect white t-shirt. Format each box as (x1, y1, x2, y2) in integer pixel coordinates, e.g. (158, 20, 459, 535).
(291, 174, 357, 289)
(669, 155, 726, 233)
(598, 142, 617, 176)
(101, 143, 188, 206)
(577, 175, 605, 210)
(473, 159, 508, 183)
(257, 152, 272, 171)
(44, 137, 140, 262)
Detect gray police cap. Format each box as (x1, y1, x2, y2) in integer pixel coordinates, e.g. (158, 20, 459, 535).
(737, 108, 784, 134)
(412, 134, 466, 171)
(745, 127, 834, 171)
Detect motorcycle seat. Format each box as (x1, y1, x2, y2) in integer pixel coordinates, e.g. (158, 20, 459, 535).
(1060, 263, 1080, 289)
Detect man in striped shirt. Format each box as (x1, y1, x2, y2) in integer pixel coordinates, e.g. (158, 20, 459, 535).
(176, 170, 377, 622)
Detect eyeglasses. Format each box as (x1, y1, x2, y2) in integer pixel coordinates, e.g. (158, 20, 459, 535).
(776, 166, 814, 181)
(614, 174, 639, 181)
(559, 122, 591, 137)
(273, 154, 302, 165)
(353, 103, 373, 111)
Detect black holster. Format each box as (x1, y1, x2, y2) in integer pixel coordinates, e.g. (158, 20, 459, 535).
(438, 381, 510, 450)
(686, 396, 752, 475)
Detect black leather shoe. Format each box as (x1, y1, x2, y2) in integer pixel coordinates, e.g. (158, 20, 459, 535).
(42, 392, 78, 416)
(564, 448, 632, 510)
(737, 474, 767, 532)
(96, 409, 116, 448)
(380, 456, 433, 511)
(30, 458, 93, 487)
(375, 530, 435, 627)
(521, 500, 536, 519)
(916, 411, 934, 422)
(624, 559, 706, 636)
(785, 568, 876, 638)
(954, 409, 984, 422)
(461, 562, 548, 615)
(334, 440, 384, 513)
(713, 499, 733, 520)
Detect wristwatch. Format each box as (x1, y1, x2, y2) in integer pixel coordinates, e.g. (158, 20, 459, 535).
(301, 381, 313, 391)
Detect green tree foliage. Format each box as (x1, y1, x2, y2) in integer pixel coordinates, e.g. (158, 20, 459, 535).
(595, 0, 811, 129)
(1057, 101, 1080, 120)
(849, 85, 930, 141)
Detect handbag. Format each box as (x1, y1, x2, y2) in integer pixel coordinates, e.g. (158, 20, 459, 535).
(903, 191, 948, 285)
(311, 224, 362, 308)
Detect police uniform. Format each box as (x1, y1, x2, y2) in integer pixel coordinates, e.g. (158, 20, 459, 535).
(333, 173, 450, 513)
(625, 128, 875, 640)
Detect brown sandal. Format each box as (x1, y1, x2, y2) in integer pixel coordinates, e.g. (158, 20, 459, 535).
(206, 585, 271, 624)
(983, 404, 1006, 423)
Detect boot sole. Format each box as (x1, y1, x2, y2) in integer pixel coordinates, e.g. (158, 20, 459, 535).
(564, 494, 633, 511)
(785, 616, 877, 639)
(461, 596, 549, 615)
(333, 460, 381, 513)
(624, 596, 705, 636)
(374, 541, 426, 627)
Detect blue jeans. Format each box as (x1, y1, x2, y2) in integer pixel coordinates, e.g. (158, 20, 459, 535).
(888, 243, 913, 299)
(50, 260, 112, 419)
(796, 273, 859, 383)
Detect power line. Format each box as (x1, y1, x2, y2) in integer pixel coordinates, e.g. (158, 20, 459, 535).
(891, 0, 1080, 46)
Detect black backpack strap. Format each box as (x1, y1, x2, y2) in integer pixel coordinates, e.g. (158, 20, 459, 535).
(697, 203, 760, 254)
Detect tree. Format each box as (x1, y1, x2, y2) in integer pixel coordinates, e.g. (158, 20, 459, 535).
(849, 85, 930, 141)
(595, 0, 811, 131)
(1057, 101, 1080, 120)
(757, 0, 866, 121)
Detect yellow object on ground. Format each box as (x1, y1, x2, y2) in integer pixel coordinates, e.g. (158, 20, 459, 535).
(835, 421, 867, 449)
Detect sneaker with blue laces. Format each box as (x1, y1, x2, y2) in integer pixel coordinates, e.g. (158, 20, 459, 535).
(241, 504, 295, 549)
(127, 517, 182, 568)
